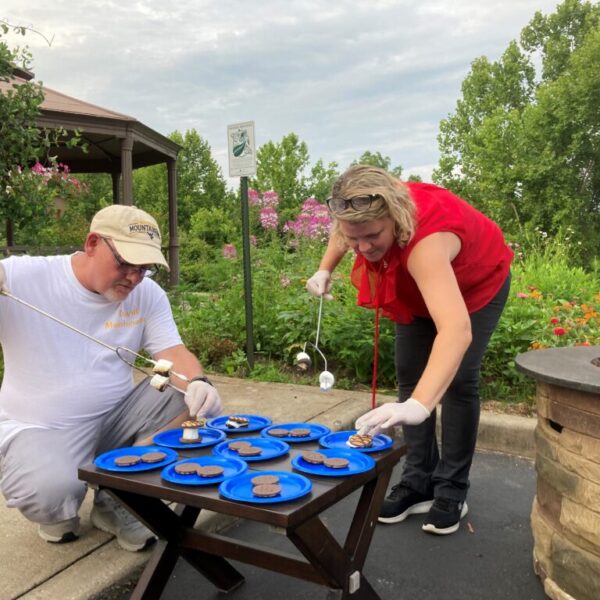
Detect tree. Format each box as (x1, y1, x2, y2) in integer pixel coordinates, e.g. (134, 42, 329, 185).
(0, 23, 45, 241)
(305, 158, 339, 201)
(352, 151, 403, 178)
(0, 21, 85, 245)
(433, 0, 600, 261)
(133, 129, 233, 236)
(252, 133, 310, 211)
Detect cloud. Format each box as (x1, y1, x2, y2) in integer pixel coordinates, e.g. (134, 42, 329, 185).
(2, 0, 560, 184)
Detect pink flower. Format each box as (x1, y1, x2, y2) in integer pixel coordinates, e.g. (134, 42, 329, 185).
(516, 292, 529, 299)
(223, 243, 237, 259)
(553, 327, 566, 336)
(550, 317, 560, 324)
(250, 235, 257, 247)
(262, 191, 279, 207)
(248, 188, 261, 206)
(280, 275, 290, 287)
(259, 206, 278, 230)
(283, 198, 331, 240)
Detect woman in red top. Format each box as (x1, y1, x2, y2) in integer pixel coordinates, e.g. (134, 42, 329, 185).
(307, 165, 512, 535)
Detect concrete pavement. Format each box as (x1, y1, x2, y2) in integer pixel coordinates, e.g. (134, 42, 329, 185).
(0, 375, 537, 600)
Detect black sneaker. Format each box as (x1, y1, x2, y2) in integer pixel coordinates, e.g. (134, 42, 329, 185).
(422, 497, 468, 535)
(378, 484, 434, 524)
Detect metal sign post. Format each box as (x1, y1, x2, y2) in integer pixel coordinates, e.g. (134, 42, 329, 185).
(227, 121, 257, 369)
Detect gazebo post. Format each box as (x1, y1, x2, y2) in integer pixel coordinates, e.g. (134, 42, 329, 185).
(121, 133, 134, 205)
(111, 171, 121, 204)
(167, 158, 179, 286)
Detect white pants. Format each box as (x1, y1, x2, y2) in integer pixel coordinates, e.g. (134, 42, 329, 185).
(0, 378, 186, 524)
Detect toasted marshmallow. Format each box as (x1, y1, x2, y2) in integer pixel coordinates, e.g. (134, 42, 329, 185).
(225, 415, 249, 428)
(150, 374, 169, 391)
(152, 358, 173, 376)
(181, 420, 201, 441)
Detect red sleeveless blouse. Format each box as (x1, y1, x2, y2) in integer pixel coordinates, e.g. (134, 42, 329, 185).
(350, 182, 513, 324)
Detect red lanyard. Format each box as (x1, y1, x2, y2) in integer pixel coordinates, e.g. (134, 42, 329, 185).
(370, 260, 387, 409)
(371, 305, 380, 409)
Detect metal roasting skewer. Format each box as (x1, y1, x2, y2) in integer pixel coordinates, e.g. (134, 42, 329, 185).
(0, 289, 189, 390)
(296, 294, 334, 390)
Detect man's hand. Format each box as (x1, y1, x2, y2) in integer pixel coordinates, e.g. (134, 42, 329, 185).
(355, 399, 431, 436)
(185, 381, 222, 418)
(306, 270, 333, 299)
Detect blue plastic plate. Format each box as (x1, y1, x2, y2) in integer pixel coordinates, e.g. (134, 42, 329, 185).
(213, 437, 290, 462)
(260, 422, 330, 443)
(291, 448, 375, 477)
(207, 414, 272, 433)
(153, 427, 226, 449)
(219, 470, 312, 504)
(161, 456, 247, 486)
(319, 430, 393, 453)
(95, 445, 178, 472)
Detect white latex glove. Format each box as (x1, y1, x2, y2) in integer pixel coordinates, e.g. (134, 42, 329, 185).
(306, 269, 333, 300)
(185, 381, 222, 418)
(355, 398, 431, 436)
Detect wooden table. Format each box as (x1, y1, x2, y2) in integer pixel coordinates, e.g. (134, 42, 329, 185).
(79, 437, 406, 600)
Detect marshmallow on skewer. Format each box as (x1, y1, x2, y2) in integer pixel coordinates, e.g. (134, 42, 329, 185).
(150, 373, 170, 392)
(152, 358, 173, 376)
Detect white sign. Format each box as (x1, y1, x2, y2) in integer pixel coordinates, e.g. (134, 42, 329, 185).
(227, 121, 256, 177)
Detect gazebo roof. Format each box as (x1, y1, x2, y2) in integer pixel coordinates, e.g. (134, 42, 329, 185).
(0, 70, 182, 284)
(0, 73, 180, 172)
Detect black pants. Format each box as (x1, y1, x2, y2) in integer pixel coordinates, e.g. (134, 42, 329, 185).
(395, 274, 511, 501)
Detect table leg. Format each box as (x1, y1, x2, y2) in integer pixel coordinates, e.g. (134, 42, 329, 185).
(109, 489, 245, 596)
(289, 517, 380, 599)
(344, 465, 394, 568)
(288, 462, 400, 600)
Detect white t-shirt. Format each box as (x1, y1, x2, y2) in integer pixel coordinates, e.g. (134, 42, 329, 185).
(0, 254, 182, 450)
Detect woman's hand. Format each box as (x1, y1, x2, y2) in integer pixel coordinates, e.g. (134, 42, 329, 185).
(355, 399, 430, 436)
(306, 270, 333, 299)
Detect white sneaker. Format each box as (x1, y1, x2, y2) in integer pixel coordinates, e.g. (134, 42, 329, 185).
(91, 490, 156, 552)
(38, 516, 80, 543)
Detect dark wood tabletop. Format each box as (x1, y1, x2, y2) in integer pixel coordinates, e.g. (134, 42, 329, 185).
(79, 437, 404, 528)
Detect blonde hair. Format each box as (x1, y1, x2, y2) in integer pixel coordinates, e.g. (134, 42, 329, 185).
(329, 164, 416, 248)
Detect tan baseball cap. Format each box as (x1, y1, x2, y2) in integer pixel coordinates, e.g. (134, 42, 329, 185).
(90, 205, 169, 271)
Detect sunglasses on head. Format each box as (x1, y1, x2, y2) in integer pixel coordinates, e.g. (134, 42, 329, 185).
(326, 194, 381, 214)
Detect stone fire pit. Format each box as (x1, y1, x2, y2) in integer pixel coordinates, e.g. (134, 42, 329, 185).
(516, 345, 600, 600)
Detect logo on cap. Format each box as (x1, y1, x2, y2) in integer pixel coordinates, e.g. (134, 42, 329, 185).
(128, 222, 160, 241)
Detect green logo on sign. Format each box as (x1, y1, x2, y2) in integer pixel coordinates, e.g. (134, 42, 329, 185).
(231, 129, 251, 158)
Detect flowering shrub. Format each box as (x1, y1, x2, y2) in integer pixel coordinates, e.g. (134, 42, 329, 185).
(283, 198, 332, 241)
(526, 294, 599, 349)
(223, 243, 237, 259)
(481, 252, 599, 402)
(4, 160, 85, 223)
(259, 206, 278, 230)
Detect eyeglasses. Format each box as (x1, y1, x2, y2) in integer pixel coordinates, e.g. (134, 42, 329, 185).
(326, 194, 381, 213)
(101, 237, 158, 278)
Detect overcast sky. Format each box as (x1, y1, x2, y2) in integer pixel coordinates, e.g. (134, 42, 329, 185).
(2, 0, 560, 187)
